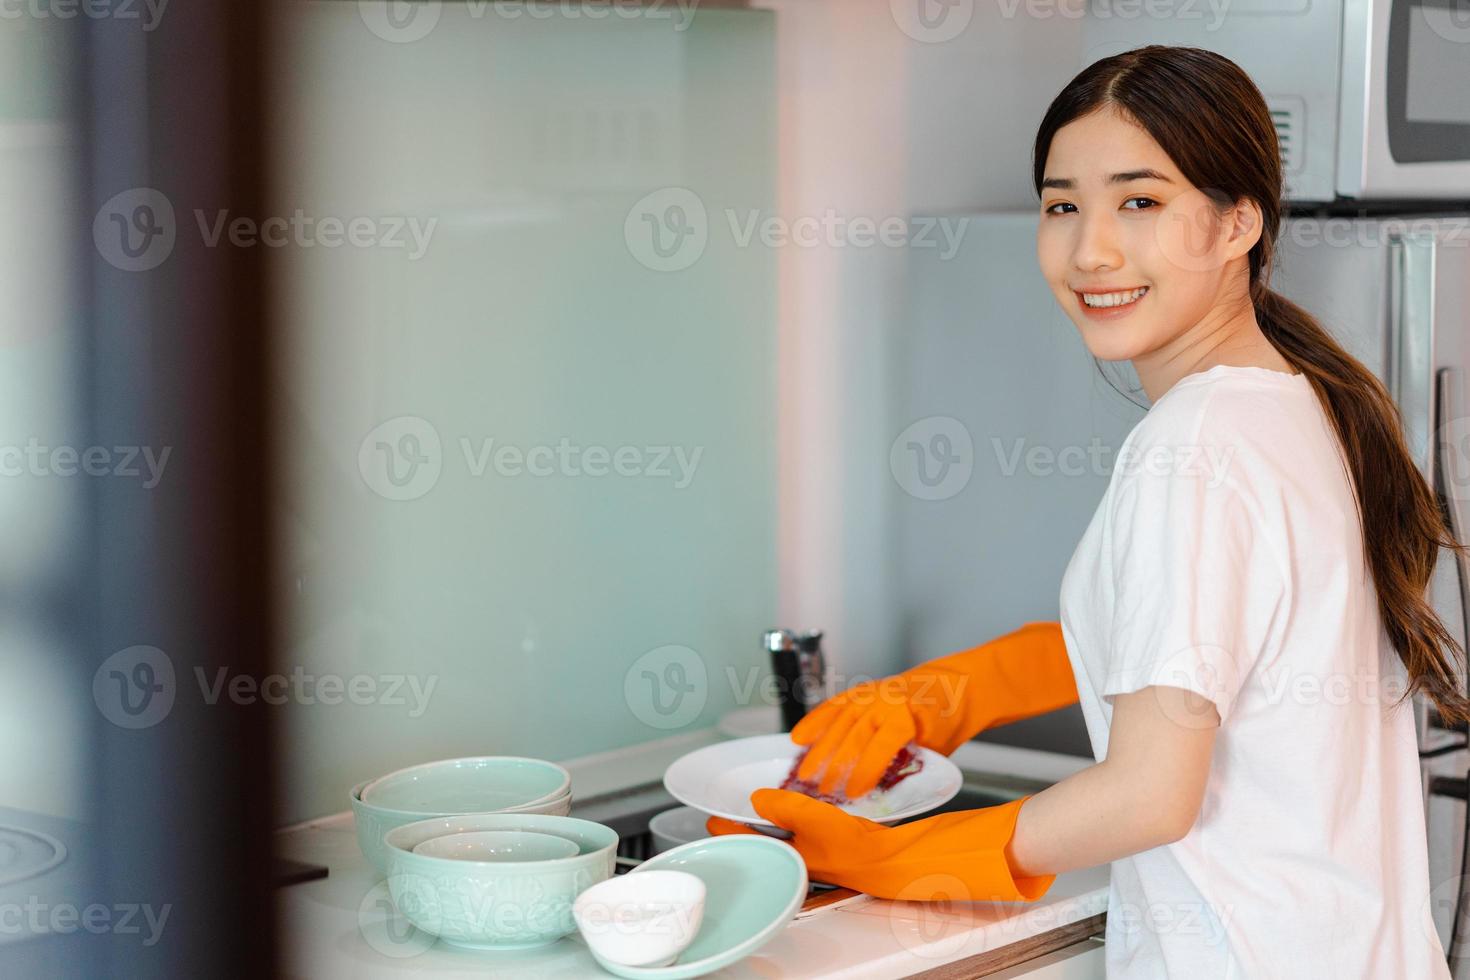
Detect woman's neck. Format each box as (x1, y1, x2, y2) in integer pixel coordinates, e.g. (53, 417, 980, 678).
(1132, 297, 1296, 402)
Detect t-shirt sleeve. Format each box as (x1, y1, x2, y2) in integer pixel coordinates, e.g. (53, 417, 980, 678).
(1102, 426, 1287, 725)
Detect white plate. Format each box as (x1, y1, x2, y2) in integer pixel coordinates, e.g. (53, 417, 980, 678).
(663, 734, 961, 829)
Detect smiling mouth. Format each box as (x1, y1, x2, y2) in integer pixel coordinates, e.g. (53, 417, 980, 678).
(1075, 285, 1149, 310)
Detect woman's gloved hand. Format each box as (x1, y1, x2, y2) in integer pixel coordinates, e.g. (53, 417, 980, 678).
(790, 622, 1077, 799)
(705, 788, 1054, 902)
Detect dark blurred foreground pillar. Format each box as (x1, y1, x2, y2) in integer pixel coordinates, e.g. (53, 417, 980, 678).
(77, 0, 277, 975)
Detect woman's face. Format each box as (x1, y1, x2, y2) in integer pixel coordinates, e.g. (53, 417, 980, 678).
(1035, 106, 1253, 363)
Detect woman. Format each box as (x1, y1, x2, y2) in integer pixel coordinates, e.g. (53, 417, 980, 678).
(708, 46, 1468, 976)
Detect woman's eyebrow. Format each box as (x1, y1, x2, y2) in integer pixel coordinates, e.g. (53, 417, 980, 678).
(1040, 169, 1174, 190)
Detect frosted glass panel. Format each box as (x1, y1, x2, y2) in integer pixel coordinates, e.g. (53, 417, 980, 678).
(274, 4, 777, 821)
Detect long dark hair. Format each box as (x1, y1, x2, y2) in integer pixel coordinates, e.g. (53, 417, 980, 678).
(1032, 45, 1470, 725)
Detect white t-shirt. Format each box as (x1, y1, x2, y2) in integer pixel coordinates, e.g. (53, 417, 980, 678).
(1058, 363, 1450, 979)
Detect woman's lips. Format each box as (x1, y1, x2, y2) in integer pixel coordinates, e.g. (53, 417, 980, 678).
(1074, 285, 1149, 320)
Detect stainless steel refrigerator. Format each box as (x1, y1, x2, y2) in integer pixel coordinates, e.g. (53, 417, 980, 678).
(898, 210, 1470, 959)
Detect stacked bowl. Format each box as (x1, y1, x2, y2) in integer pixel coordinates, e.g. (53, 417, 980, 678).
(352, 756, 611, 949)
(383, 812, 617, 949)
(351, 756, 573, 875)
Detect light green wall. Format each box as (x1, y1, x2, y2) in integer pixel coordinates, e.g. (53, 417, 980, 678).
(275, 4, 778, 822)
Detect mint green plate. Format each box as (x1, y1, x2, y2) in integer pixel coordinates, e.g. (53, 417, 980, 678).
(589, 835, 807, 979)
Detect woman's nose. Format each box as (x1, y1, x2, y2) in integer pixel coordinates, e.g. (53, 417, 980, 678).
(1072, 214, 1124, 273)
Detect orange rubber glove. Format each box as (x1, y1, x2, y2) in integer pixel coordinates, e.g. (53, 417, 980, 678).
(791, 621, 1077, 798)
(706, 788, 1055, 902)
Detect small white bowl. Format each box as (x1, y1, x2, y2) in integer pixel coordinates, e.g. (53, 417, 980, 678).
(412, 830, 579, 862)
(573, 869, 706, 969)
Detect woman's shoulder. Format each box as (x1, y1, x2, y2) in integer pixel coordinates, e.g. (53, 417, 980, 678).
(1116, 365, 1320, 498)
(1131, 364, 1313, 450)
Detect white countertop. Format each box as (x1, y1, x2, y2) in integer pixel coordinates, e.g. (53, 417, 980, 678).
(277, 733, 1110, 979)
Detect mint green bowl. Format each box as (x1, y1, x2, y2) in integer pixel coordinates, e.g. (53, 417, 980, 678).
(383, 813, 617, 950)
(350, 757, 573, 875)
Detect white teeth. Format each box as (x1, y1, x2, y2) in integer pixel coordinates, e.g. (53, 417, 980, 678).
(1081, 286, 1148, 308)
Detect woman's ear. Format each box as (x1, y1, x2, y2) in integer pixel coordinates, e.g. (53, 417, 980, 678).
(1224, 197, 1264, 259)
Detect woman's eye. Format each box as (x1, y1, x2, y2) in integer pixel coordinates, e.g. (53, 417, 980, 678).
(1122, 197, 1158, 210)
(1044, 202, 1076, 215)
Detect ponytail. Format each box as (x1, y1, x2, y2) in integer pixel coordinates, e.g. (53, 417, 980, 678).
(1253, 283, 1470, 725)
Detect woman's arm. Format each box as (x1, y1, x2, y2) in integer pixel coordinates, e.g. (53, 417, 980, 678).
(1005, 685, 1219, 877)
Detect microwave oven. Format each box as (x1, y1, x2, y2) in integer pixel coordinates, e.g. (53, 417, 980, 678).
(1082, 0, 1470, 204)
